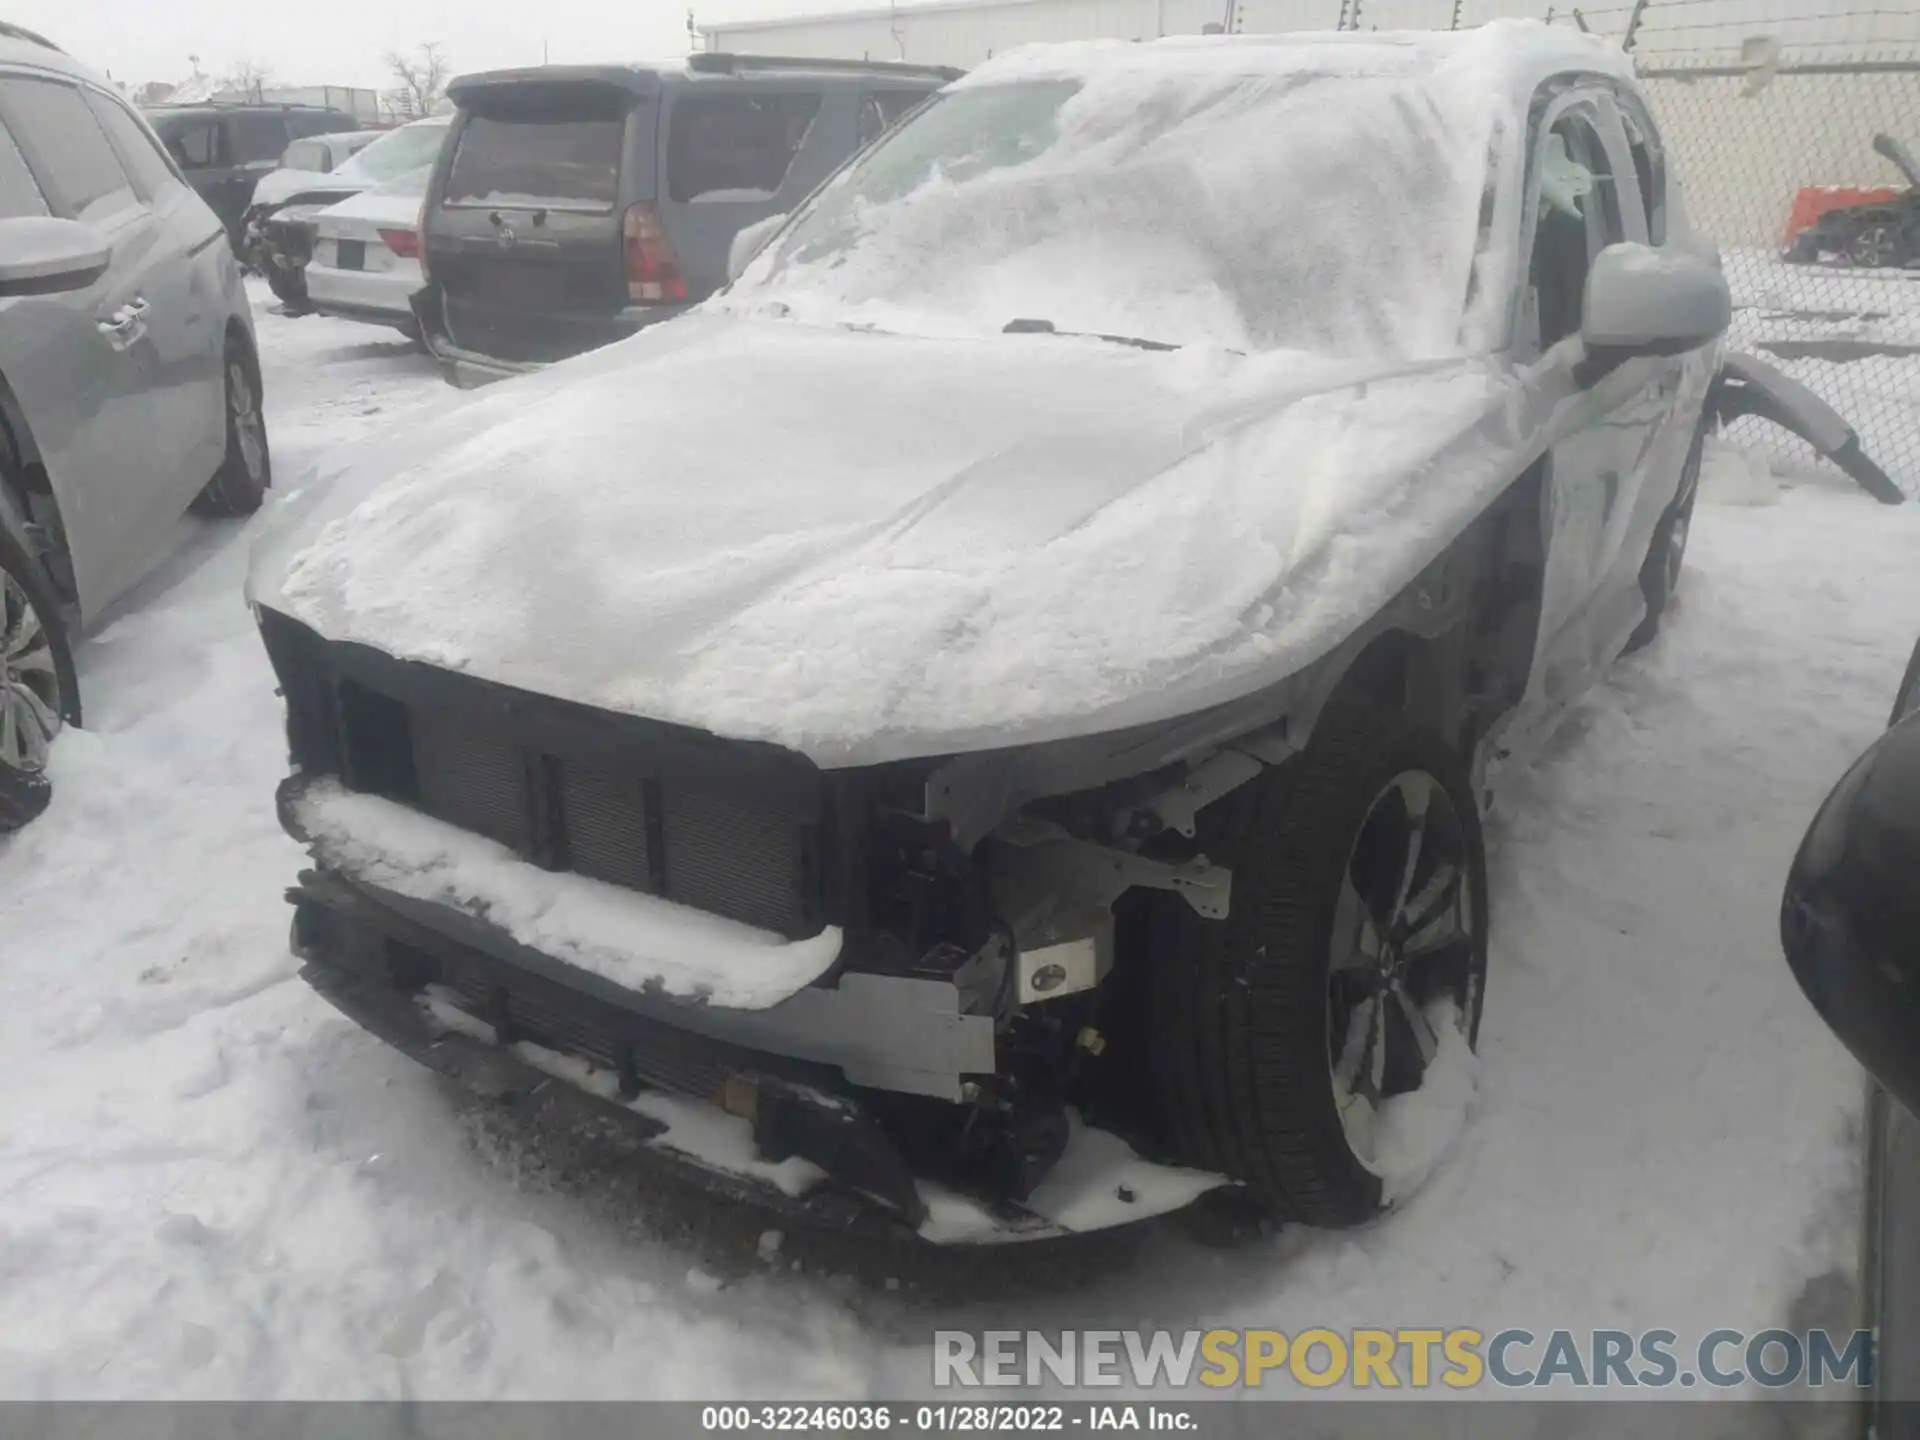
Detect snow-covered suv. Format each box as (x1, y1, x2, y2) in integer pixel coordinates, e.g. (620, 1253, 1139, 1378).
(252, 24, 1745, 1240)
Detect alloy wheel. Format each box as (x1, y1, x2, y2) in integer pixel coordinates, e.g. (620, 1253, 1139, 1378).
(1851, 224, 1896, 269)
(0, 564, 62, 772)
(1327, 769, 1481, 1173)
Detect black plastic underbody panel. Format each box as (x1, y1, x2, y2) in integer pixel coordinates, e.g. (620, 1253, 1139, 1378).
(291, 865, 928, 1225)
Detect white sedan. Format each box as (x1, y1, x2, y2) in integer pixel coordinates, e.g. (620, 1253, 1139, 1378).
(306, 173, 431, 338)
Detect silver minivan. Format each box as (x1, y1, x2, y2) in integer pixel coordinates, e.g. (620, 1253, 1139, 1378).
(0, 23, 266, 831)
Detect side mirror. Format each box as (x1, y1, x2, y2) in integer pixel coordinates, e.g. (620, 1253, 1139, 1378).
(1580, 242, 1731, 363)
(726, 212, 787, 284)
(1781, 700, 1920, 1116)
(0, 217, 111, 298)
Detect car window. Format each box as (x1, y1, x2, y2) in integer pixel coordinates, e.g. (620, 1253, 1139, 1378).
(0, 78, 141, 226)
(1527, 111, 1623, 350)
(1617, 104, 1666, 247)
(667, 91, 821, 202)
(161, 118, 220, 170)
(282, 138, 332, 173)
(0, 121, 49, 219)
(340, 121, 450, 184)
(229, 113, 291, 165)
(84, 91, 182, 201)
(444, 103, 626, 213)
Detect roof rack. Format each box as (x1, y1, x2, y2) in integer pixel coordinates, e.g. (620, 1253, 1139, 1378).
(0, 21, 63, 52)
(145, 99, 351, 111)
(687, 52, 963, 83)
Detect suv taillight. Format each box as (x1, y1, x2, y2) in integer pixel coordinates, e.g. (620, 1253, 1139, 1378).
(623, 204, 687, 303)
(415, 203, 430, 282)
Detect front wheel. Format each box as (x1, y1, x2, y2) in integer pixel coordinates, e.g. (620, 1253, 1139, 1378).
(192, 340, 272, 518)
(0, 525, 78, 833)
(1144, 703, 1488, 1228)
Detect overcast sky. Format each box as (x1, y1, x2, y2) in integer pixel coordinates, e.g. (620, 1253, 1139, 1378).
(9, 0, 831, 92)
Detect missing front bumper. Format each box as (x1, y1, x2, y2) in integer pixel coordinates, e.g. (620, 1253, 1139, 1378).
(288, 867, 1225, 1242)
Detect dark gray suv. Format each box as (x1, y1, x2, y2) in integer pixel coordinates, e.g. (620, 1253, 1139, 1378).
(411, 54, 954, 385)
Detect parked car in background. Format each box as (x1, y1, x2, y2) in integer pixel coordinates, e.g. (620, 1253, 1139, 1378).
(0, 28, 268, 834)
(411, 53, 951, 385)
(143, 101, 360, 254)
(1781, 635, 1920, 1112)
(1781, 133, 1919, 270)
(245, 117, 451, 309)
(252, 25, 1805, 1242)
(306, 170, 436, 337)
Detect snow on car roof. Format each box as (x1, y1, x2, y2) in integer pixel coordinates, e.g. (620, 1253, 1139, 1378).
(955, 20, 1634, 94)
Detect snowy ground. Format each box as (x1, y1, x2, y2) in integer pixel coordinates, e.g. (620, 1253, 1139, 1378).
(0, 286, 1916, 1405)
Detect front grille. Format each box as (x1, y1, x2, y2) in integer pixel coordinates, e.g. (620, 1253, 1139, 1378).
(326, 669, 826, 940)
(557, 754, 653, 890)
(410, 709, 529, 851)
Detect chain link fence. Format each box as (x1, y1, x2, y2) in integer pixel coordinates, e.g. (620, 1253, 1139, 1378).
(1638, 54, 1920, 494)
(1272, 1, 1920, 493)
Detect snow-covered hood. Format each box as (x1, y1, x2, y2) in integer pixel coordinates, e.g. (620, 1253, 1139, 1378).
(250, 313, 1568, 767)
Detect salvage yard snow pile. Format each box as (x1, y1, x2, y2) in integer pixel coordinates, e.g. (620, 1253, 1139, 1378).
(0, 286, 1910, 1400)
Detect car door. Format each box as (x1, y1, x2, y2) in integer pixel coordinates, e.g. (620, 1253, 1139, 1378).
(0, 72, 179, 618)
(1589, 90, 1714, 646)
(1518, 89, 1669, 708)
(85, 86, 229, 506)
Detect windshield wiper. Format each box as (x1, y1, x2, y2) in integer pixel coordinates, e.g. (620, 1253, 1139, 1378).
(1002, 317, 1181, 352)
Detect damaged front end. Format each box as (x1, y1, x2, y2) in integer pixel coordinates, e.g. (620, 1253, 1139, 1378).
(262, 608, 1236, 1241)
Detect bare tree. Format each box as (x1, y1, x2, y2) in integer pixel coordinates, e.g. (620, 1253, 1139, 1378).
(384, 42, 450, 120)
(223, 58, 272, 102)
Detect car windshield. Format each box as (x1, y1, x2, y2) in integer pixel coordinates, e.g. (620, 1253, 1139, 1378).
(731, 54, 1503, 359)
(337, 122, 450, 184)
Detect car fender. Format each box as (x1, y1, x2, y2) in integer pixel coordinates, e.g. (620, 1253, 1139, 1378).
(1709, 351, 1906, 505)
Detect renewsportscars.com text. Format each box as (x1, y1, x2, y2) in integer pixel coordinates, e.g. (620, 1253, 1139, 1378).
(933, 1328, 1872, 1391)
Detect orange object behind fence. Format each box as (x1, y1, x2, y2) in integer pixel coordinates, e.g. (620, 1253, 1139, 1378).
(1780, 186, 1903, 247)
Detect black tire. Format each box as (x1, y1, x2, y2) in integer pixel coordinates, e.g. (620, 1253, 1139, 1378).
(1624, 420, 1707, 654)
(0, 523, 78, 834)
(1143, 702, 1489, 1229)
(0, 763, 52, 834)
(264, 263, 308, 310)
(192, 338, 271, 518)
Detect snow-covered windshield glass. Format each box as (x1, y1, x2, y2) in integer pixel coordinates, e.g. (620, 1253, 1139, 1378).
(732, 52, 1502, 359)
(337, 121, 451, 185)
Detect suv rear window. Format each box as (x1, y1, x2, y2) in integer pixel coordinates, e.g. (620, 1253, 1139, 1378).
(667, 92, 820, 203)
(444, 96, 627, 214)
